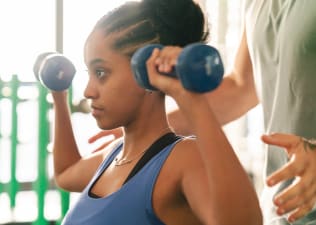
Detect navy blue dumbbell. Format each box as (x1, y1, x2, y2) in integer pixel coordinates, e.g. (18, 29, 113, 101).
(33, 52, 76, 91)
(131, 43, 224, 93)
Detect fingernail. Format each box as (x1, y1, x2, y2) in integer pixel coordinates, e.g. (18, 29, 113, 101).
(275, 198, 283, 205)
(277, 208, 284, 215)
(268, 179, 275, 186)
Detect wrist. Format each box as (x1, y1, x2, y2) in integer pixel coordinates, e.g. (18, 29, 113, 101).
(52, 91, 69, 107)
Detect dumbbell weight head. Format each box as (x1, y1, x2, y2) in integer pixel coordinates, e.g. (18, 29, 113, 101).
(176, 43, 224, 93)
(33, 52, 56, 80)
(131, 43, 224, 93)
(33, 52, 76, 91)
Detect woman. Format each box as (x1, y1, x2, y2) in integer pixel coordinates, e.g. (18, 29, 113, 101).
(51, 0, 262, 224)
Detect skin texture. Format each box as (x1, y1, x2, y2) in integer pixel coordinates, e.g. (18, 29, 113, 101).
(51, 29, 263, 225)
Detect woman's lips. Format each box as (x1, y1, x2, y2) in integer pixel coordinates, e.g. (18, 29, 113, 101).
(91, 105, 104, 117)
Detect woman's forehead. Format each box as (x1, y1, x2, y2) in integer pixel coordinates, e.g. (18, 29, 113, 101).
(84, 31, 128, 65)
(85, 30, 113, 51)
(84, 31, 117, 62)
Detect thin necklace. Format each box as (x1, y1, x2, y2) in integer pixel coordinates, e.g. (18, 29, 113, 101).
(114, 149, 148, 166)
(114, 127, 172, 167)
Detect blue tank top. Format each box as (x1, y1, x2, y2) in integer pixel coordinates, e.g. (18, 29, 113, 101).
(62, 139, 180, 225)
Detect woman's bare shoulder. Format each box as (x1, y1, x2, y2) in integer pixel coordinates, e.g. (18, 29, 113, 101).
(168, 136, 205, 169)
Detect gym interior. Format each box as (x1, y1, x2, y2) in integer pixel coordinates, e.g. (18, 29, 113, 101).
(0, 0, 265, 224)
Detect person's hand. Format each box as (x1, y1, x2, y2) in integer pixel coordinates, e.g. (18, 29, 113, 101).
(262, 133, 316, 223)
(88, 128, 123, 153)
(146, 47, 184, 96)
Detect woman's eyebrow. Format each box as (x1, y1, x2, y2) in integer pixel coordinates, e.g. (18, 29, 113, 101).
(89, 58, 109, 67)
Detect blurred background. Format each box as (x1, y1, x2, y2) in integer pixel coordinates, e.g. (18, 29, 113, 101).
(0, 0, 265, 224)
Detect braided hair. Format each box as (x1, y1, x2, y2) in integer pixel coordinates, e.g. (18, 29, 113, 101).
(93, 0, 209, 57)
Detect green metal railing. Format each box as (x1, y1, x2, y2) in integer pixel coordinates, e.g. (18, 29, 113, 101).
(0, 75, 70, 225)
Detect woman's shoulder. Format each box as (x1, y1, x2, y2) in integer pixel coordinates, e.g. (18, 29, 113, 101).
(168, 136, 204, 168)
(173, 135, 198, 151)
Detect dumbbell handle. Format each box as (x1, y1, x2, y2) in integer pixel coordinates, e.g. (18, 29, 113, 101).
(131, 43, 224, 93)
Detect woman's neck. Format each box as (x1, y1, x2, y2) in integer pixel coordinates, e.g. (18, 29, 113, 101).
(120, 122, 172, 159)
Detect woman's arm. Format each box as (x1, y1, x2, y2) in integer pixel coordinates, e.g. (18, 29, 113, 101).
(146, 40, 263, 224)
(178, 94, 262, 225)
(51, 91, 104, 192)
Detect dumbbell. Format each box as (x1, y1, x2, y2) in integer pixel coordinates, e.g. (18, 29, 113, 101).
(33, 52, 76, 91)
(131, 43, 224, 93)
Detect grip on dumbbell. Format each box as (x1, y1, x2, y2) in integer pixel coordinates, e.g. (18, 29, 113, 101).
(131, 43, 224, 93)
(176, 43, 224, 92)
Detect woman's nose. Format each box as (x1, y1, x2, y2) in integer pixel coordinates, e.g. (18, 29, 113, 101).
(84, 78, 98, 99)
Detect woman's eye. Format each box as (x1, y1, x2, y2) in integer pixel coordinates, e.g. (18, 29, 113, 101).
(95, 68, 108, 78)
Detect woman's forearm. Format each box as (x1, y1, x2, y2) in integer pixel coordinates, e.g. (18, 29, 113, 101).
(52, 92, 81, 179)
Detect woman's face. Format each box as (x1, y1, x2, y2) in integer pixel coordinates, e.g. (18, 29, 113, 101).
(84, 30, 147, 130)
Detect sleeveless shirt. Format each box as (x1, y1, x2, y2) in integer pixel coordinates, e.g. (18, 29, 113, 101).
(62, 139, 181, 225)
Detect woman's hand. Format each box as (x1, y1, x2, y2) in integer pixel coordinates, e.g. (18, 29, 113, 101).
(146, 47, 184, 96)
